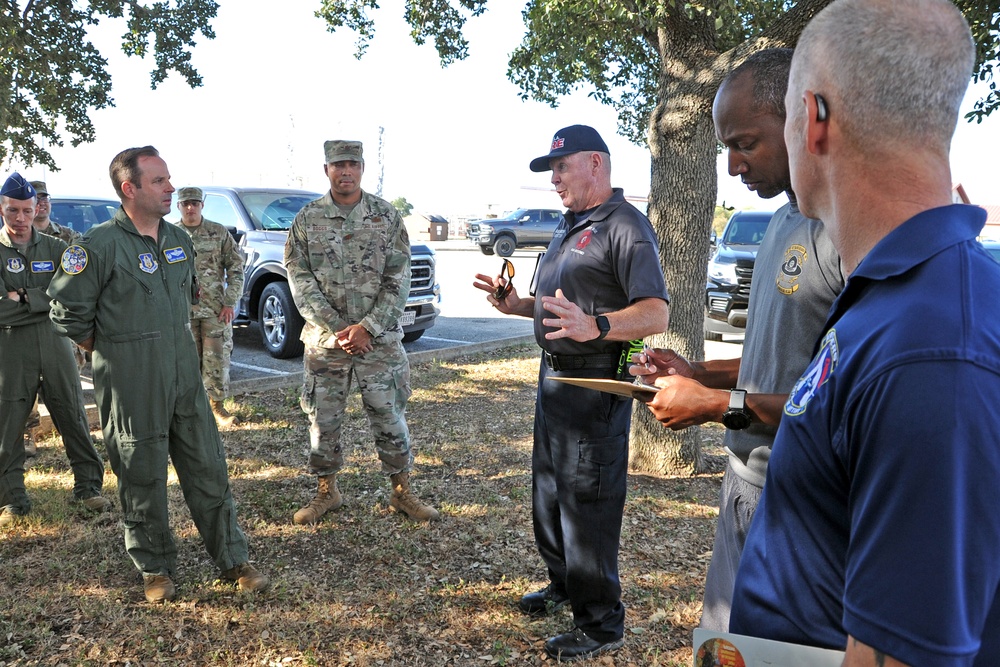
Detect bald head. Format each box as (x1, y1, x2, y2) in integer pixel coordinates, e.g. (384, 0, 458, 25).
(791, 0, 974, 155)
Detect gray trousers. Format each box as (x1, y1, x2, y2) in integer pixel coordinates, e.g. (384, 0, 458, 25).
(700, 461, 763, 631)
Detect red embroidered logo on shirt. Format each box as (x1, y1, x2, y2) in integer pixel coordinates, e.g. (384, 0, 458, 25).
(576, 230, 593, 251)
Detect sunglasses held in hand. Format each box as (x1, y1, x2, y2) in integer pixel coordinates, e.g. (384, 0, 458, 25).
(494, 259, 515, 300)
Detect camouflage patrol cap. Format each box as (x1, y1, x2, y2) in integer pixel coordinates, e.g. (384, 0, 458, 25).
(324, 140, 364, 165)
(177, 186, 204, 202)
(30, 181, 48, 196)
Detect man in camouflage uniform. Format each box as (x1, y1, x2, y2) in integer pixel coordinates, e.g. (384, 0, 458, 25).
(174, 186, 245, 427)
(0, 173, 110, 527)
(21, 181, 87, 457)
(284, 139, 437, 525)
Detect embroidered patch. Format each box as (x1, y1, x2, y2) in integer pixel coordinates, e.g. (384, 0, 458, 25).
(163, 247, 187, 263)
(30, 260, 55, 273)
(5, 257, 25, 273)
(138, 253, 159, 274)
(571, 229, 594, 255)
(776, 244, 808, 295)
(61, 245, 88, 275)
(785, 329, 839, 417)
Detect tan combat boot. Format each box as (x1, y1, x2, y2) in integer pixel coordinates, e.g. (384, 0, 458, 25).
(210, 399, 239, 427)
(293, 474, 342, 525)
(389, 472, 439, 522)
(143, 574, 176, 603)
(220, 562, 270, 593)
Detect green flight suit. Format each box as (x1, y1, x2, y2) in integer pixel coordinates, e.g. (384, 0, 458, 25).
(0, 228, 105, 512)
(47, 209, 249, 577)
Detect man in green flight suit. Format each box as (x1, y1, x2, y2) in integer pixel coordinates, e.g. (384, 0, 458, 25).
(0, 173, 111, 526)
(174, 186, 245, 427)
(47, 147, 268, 602)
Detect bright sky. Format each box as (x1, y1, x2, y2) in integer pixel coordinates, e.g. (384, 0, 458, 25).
(16, 1, 1000, 218)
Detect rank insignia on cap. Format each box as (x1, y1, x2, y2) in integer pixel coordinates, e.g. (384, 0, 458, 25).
(163, 247, 187, 263)
(31, 261, 55, 273)
(6, 257, 25, 273)
(61, 245, 88, 275)
(139, 253, 159, 274)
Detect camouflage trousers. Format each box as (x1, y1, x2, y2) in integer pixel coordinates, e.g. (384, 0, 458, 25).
(301, 342, 413, 476)
(190, 317, 233, 401)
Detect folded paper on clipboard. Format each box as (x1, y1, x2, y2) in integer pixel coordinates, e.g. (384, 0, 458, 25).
(547, 376, 658, 402)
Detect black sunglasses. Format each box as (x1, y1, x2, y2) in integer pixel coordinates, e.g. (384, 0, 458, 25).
(494, 259, 515, 300)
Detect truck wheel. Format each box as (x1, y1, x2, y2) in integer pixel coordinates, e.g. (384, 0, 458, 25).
(493, 236, 516, 257)
(402, 329, 425, 343)
(480, 246, 495, 255)
(259, 282, 305, 358)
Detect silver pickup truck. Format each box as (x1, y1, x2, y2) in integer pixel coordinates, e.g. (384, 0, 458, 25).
(194, 186, 440, 358)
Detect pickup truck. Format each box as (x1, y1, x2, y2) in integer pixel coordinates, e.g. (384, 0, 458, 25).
(192, 186, 440, 358)
(467, 208, 564, 257)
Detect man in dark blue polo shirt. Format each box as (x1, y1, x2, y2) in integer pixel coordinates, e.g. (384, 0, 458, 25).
(730, 1, 1000, 665)
(474, 125, 670, 661)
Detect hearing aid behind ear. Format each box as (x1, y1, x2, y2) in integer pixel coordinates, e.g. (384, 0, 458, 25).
(814, 93, 828, 122)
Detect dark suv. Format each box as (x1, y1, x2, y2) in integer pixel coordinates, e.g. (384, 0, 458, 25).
(467, 208, 564, 256)
(194, 186, 440, 358)
(705, 210, 774, 341)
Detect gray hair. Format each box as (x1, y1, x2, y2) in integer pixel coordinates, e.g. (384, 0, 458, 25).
(794, 0, 974, 153)
(727, 48, 794, 119)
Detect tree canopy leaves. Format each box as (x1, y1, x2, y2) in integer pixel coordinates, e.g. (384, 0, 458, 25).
(0, 0, 218, 170)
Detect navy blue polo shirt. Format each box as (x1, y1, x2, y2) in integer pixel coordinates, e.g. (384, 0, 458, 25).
(731, 205, 1000, 667)
(532, 189, 669, 355)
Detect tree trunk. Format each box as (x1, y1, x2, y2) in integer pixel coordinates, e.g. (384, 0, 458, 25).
(628, 29, 723, 477)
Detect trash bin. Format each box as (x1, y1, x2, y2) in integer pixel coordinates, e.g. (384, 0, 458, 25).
(429, 222, 449, 241)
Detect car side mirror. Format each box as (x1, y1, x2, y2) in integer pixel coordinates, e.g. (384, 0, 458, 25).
(520, 216, 530, 224)
(228, 226, 244, 243)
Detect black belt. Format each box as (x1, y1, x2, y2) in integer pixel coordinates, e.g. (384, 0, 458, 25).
(543, 352, 617, 372)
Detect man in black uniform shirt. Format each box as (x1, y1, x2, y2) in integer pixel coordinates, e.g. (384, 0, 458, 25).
(474, 125, 670, 661)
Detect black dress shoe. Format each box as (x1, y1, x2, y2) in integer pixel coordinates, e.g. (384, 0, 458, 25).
(518, 584, 570, 616)
(544, 628, 625, 662)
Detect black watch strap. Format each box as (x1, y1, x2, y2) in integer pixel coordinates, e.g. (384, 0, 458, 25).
(595, 315, 611, 340)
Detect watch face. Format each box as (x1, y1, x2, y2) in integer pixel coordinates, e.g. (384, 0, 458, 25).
(723, 410, 752, 430)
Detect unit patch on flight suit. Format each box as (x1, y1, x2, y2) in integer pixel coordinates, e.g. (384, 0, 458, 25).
(61, 245, 88, 275)
(5, 257, 25, 273)
(163, 247, 187, 264)
(139, 253, 159, 274)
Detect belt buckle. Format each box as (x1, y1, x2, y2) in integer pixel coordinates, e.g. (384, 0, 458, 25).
(545, 352, 563, 372)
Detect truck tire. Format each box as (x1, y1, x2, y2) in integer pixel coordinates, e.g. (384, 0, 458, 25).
(402, 328, 425, 343)
(480, 246, 495, 255)
(493, 235, 516, 257)
(259, 282, 305, 359)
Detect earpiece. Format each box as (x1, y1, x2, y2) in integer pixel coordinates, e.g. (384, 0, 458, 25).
(814, 93, 829, 122)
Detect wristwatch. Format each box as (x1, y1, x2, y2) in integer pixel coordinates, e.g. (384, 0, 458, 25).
(722, 389, 752, 430)
(595, 315, 611, 340)
(16, 287, 28, 305)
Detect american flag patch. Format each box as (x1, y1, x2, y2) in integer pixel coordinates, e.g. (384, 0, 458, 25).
(551, 137, 565, 150)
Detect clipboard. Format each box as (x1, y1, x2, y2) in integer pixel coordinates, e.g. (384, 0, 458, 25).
(548, 376, 658, 402)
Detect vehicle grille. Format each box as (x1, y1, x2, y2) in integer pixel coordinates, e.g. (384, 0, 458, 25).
(411, 256, 434, 292)
(735, 265, 754, 299)
(468, 223, 480, 235)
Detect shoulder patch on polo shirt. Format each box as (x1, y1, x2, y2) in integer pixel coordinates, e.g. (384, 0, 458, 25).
(163, 247, 187, 263)
(60, 245, 88, 275)
(31, 260, 55, 273)
(6, 257, 25, 273)
(785, 328, 839, 417)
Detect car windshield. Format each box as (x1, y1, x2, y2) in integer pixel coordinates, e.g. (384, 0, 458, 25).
(50, 199, 120, 235)
(237, 192, 319, 231)
(497, 208, 529, 222)
(723, 215, 771, 245)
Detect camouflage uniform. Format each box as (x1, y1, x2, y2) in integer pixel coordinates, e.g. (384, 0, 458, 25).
(284, 190, 413, 475)
(40, 220, 82, 247)
(0, 228, 106, 512)
(176, 218, 244, 401)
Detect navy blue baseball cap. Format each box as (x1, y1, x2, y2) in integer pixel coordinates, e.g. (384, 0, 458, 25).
(529, 125, 611, 172)
(0, 172, 36, 200)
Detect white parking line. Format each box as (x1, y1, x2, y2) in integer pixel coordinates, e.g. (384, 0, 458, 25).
(419, 336, 475, 345)
(231, 361, 297, 375)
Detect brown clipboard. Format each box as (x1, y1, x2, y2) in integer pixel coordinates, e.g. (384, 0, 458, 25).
(547, 376, 658, 402)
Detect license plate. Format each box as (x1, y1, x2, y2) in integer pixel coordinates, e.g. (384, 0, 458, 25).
(399, 309, 416, 327)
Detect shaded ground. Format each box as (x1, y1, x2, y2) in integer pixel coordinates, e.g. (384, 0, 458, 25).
(0, 343, 725, 666)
